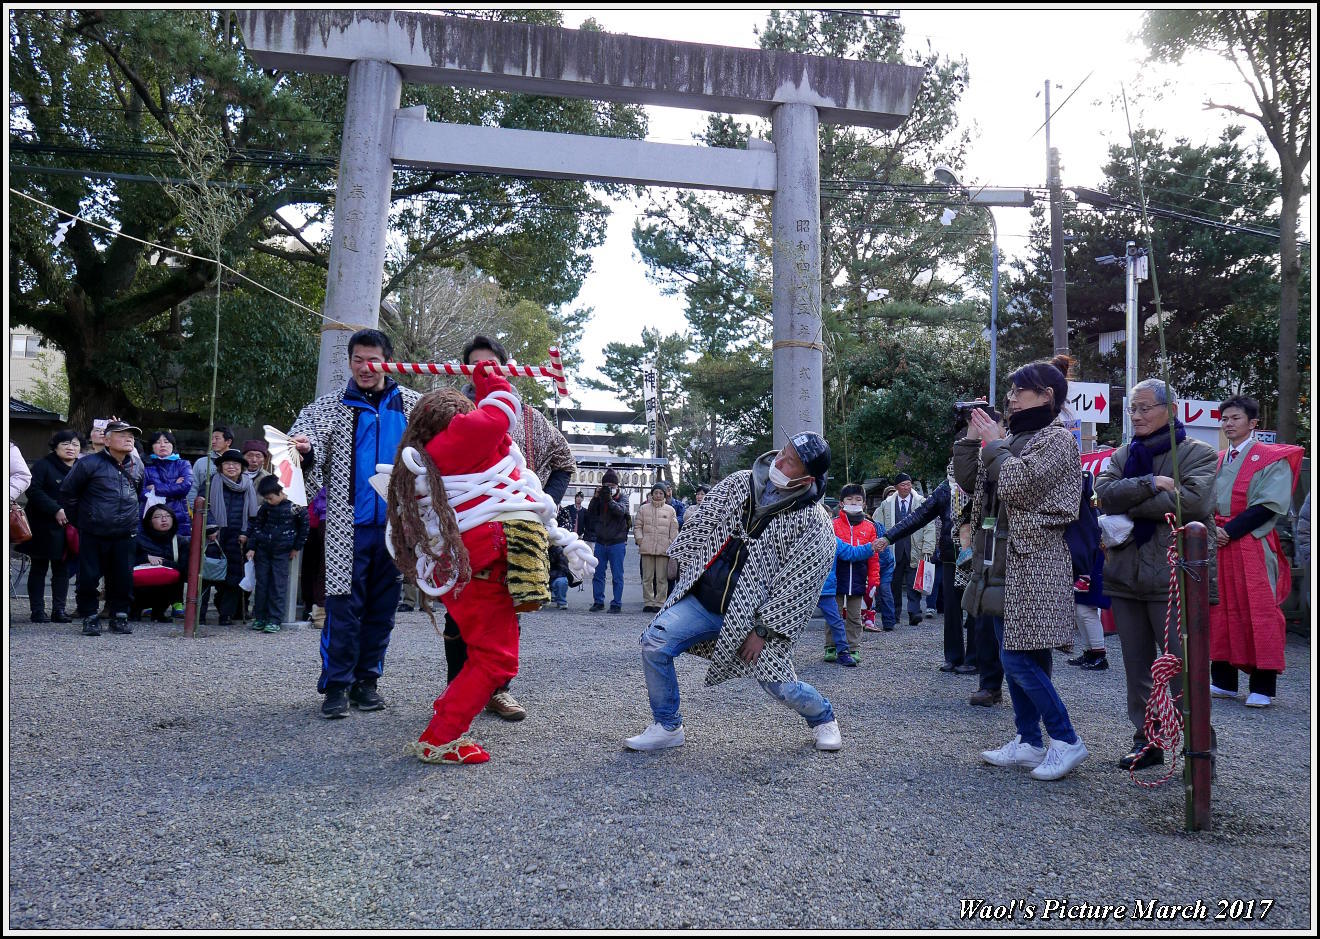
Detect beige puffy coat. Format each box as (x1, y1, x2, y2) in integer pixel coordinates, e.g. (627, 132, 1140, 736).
(634, 500, 679, 556)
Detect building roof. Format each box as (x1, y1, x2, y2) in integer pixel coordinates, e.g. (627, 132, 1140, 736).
(9, 397, 62, 421)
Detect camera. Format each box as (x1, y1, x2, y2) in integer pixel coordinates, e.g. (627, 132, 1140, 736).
(953, 401, 992, 414)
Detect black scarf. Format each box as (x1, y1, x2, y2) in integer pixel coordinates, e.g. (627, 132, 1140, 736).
(1006, 404, 1056, 436)
(1122, 418, 1187, 547)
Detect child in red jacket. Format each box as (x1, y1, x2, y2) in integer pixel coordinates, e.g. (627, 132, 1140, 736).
(383, 363, 595, 764)
(831, 483, 881, 663)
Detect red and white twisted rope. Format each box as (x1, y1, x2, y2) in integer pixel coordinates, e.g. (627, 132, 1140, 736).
(1130, 512, 1187, 789)
(366, 347, 569, 398)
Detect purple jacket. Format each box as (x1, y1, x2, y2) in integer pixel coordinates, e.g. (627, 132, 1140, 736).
(142, 455, 194, 537)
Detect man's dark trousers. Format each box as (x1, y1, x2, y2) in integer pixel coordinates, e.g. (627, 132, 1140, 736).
(320, 525, 401, 692)
(977, 614, 1005, 692)
(76, 532, 135, 617)
(942, 561, 964, 665)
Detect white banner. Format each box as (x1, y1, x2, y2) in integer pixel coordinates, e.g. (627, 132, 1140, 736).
(641, 362, 659, 457)
(1066, 382, 1111, 423)
(1178, 399, 1223, 429)
(263, 424, 309, 506)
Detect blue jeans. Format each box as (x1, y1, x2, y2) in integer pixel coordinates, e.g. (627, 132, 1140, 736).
(639, 596, 835, 732)
(993, 618, 1078, 748)
(550, 576, 568, 606)
(593, 541, 626, 608)
(876, 569, 897, 629)
(817, 595, 849, 655)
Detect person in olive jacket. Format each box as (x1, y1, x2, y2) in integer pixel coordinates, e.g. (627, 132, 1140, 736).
(24, 429, 82, 623)
(60, 420, 144, 636)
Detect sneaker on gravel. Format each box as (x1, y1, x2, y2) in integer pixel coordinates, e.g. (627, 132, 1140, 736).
(321, 688, 350, 719)
(624, 722, 685, 751)
(82, 615, 101, 637)
(590, 603, 605, 612)
(486, 690, 526, 722)
(837, 651, 858, 668)
(823, 648, 838, 663)
(408, 737, 491, 764)
(349, 682, 386, 711)
(1245, 693, 1272, 708)
(109, 613, 133, 634)
(981, 735, 1047, 768)
(1030, 737, 1089, 780)
(262, 622, 282, 633)
(813, 720, 843, 751)
(250, 619, 267, 631)
(1210, 684, 1239, 699)
(1079, 654, 1109, 671)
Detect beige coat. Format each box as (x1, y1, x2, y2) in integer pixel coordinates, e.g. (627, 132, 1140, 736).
(634, 500, 679, 556)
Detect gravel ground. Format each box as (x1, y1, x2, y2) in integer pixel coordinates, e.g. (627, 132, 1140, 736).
(8, 546, 1313, 929)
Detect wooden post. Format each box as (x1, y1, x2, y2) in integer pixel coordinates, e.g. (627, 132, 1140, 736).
(182, 495, 206, 638)
(1182, 521, 1212, 831)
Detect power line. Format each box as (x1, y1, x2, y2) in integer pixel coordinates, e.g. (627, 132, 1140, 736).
(9, 187, 354, 327)
(1029, 70, 1095, 141)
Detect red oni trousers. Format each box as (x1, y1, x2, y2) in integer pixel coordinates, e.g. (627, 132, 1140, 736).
(419, 521, 520, 747)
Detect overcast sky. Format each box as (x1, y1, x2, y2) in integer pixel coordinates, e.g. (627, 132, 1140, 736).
(563, 8, 1277, 410)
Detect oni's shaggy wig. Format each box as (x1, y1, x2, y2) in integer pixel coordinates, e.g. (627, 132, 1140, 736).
(386, 389, 476, 614)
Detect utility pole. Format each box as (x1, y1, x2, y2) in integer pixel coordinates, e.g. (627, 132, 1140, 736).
(1096, 243, 1148, 440)
(1046, 81, 1069, 355)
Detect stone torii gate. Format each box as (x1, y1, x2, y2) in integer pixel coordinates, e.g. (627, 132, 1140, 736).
(238, 11, 923, 446)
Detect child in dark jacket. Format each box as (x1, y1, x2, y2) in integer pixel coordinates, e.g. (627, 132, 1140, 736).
(246, 475, 309, 633)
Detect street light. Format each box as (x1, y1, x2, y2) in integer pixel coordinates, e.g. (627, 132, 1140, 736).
(933, 164, 1034, 404)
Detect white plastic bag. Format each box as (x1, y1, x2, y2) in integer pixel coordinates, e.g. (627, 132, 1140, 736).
(143, 490, 166, 517)
(912, 557, 936, 595)
(239, 558, 256, 593)
(1098, 513, 1134, 549)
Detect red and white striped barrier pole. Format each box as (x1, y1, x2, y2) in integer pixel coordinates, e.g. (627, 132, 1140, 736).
(367, 349, 569, 398)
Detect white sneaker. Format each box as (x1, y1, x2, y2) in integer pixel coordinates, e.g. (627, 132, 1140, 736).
(1245, 693, 1273, 708)
(624, 722, 685, 751)
(1210, 684, 1238, 699)
(813, 720, 842, 751)
(981, 735, 1047, 768)
(1030, 737, 1090, 780)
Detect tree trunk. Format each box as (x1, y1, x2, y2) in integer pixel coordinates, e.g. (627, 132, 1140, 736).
(1277, 169, 1300, 444)
(64, 336, 134, 433)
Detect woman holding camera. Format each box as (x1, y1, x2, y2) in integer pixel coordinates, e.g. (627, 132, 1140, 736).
(956, 354, 1088, 781)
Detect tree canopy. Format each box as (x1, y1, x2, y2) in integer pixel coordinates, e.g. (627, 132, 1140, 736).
(9, 9, 644, 429)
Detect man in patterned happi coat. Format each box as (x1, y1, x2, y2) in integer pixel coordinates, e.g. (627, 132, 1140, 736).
(623, 432, 842, 753)
(289, 328, 421, 720)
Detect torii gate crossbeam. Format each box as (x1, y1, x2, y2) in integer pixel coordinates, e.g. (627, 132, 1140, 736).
(239, 10, 924, 446)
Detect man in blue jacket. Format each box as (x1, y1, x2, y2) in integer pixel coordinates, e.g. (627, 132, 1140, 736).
(289, 329, 420, 719)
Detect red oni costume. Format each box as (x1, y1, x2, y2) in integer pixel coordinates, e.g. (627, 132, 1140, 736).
(1208, 442, 1304, 673)
(415, 367, 536, 759)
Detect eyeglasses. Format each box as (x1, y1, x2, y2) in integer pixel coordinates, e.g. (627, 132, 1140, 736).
(1126, 403, 1164, 416)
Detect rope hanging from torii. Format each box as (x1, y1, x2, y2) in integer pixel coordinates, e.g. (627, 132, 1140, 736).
(367, 347, 569, 398)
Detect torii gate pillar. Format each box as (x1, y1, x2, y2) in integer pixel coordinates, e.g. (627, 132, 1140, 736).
(771, 104, 823, 444)
(316, 59, 402, 397)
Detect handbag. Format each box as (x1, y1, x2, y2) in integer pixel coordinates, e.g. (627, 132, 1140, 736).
(10, 504, 32, 545)
(912, 556, 936, 595)
(134, 564, 182, 588)
(63, 524, 80, 559)
(201, 541, 228, 582)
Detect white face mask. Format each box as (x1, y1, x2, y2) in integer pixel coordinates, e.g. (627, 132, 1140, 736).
(842, 503, 864, 516)
(768, 464, 809, 490)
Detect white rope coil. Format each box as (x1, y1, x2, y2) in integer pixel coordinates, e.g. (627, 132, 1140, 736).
(381, 411, 597, 596)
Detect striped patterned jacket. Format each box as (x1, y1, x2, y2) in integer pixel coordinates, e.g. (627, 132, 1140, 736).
(662, 453, 836, 686)
(288, 381, 421, 596)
